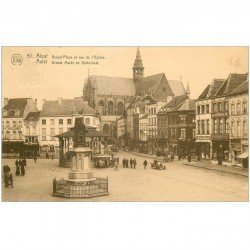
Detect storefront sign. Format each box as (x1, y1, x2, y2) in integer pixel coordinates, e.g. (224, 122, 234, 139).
(196, 135, 211, 142)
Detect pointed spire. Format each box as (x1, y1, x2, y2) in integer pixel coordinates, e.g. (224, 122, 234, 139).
(133, 47, 144, 69)
(186, 82, 190, 97)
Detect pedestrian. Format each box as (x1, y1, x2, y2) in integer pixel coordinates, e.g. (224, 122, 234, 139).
(9, 172, 13, 188)
(46, 152, 49, 159)
(122, 158, 126, 168)
(130, 158, 133, 169)
(3, 164, 10, 175)
(23, 158, 27, 168)
(133, 159, 137, 169)
(4, 172, 9, 187)
(113, 160, 117, 171)
(126, 159, 129, 168)
(18, 159, 22, 168)
(15, 161, 20, 176)
(20, 161, 25, 176)
(143, 160, 147, 169)
(34, 155, 37, 164)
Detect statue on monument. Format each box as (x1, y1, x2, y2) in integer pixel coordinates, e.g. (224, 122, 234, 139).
(74, 117, 88, 147)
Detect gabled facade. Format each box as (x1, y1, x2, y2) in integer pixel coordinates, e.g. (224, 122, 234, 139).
(39, 97, 99, 158)
(2, 98, 38, 156)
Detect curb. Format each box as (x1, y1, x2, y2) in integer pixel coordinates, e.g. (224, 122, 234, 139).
(120, 150, 248, 177)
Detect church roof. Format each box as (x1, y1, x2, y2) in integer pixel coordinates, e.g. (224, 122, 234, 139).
(168, 80, 186, 97)
(136, 73, 173, 97)
(41, 98, 96, 117)
(133, 47, 144, 69)
(88, 75, 135, 96)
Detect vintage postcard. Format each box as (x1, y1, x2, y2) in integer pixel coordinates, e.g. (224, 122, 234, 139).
(1, 46, 249, 201)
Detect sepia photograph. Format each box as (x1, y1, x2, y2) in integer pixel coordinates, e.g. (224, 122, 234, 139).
(1, 46, 249, 202)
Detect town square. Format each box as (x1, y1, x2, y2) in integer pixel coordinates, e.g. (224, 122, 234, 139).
(2, 46, 249, 202)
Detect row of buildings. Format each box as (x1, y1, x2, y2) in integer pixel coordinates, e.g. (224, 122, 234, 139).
(2, 97, 100, 158)
(2, 48, 248, 167)
(115, 72, 248, 167)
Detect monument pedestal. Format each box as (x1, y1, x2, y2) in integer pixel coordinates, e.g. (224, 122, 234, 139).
(53, 146, 108, 198)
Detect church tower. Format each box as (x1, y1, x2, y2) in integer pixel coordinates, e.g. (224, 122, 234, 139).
(133, 47, 144, 84)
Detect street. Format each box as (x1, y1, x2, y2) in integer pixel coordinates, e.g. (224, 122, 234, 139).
(2, 151, 248, 202)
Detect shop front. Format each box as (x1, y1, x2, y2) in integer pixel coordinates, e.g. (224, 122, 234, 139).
(195, 135, 211, 161)
(2, 140, 24, 158)
(211, 139, 229, 165)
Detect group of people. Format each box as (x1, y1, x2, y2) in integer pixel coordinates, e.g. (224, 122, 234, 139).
(15, 158, 27, 176)
(3, 165, 13, 188)
(122, 158, 137, 169)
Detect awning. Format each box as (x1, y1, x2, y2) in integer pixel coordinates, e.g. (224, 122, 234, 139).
(237, 152, 249, 159)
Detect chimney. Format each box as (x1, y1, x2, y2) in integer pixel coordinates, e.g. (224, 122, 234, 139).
(4, 98, 8, 106)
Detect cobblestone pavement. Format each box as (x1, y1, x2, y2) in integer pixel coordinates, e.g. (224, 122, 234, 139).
(2, 151, 248, 202)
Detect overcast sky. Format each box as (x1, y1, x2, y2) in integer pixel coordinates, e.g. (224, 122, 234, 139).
(2, 46, 248, 109)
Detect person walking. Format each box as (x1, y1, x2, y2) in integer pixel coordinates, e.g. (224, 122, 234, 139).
(9, 172, 13, 188)
(4, 171, 9, 187)
(133, 159, 137, 169)
(34, 155, 37, 164)
(143, 160, 147, 169)
(15, 160, 20, 176)
(20, 161, 25, 176)
(122, 158, 126, 168)
(130, 158, 133, 169)
(23, 158, 27, 168)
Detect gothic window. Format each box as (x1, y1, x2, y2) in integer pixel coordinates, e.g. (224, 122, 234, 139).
(98, 101, 105, 115)
(107, 101, 114, 115)
(103, 124, 110, 135)
(117, 102, 124, 116)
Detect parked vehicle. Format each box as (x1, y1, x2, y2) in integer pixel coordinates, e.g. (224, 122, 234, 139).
(151, 159, 166, 170)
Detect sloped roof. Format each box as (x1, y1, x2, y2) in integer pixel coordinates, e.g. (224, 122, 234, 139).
(198, 85, 210, 100)
(173, 99, 196, 111)
(24, 111, 41, 121)
(136, 73, 166, 95)
(3, 98, 29, 117)
(215, 73, 248, 96)
(41, 98, 96, 117)
(168, 80, 186, 96)
(139, 113, 148, 120)
(88, 75, 135, 96)
(229, 80, 248, 95)
(198, 79, 225, 100)
(165, 94, 189, 109)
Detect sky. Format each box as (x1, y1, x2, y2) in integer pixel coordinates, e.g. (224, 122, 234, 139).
(2, 46, 248, 109)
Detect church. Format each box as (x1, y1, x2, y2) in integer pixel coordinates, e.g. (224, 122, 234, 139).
(82, 47, 187, 134)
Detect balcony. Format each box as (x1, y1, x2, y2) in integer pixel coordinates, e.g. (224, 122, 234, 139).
(211, 133, 229, 140)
